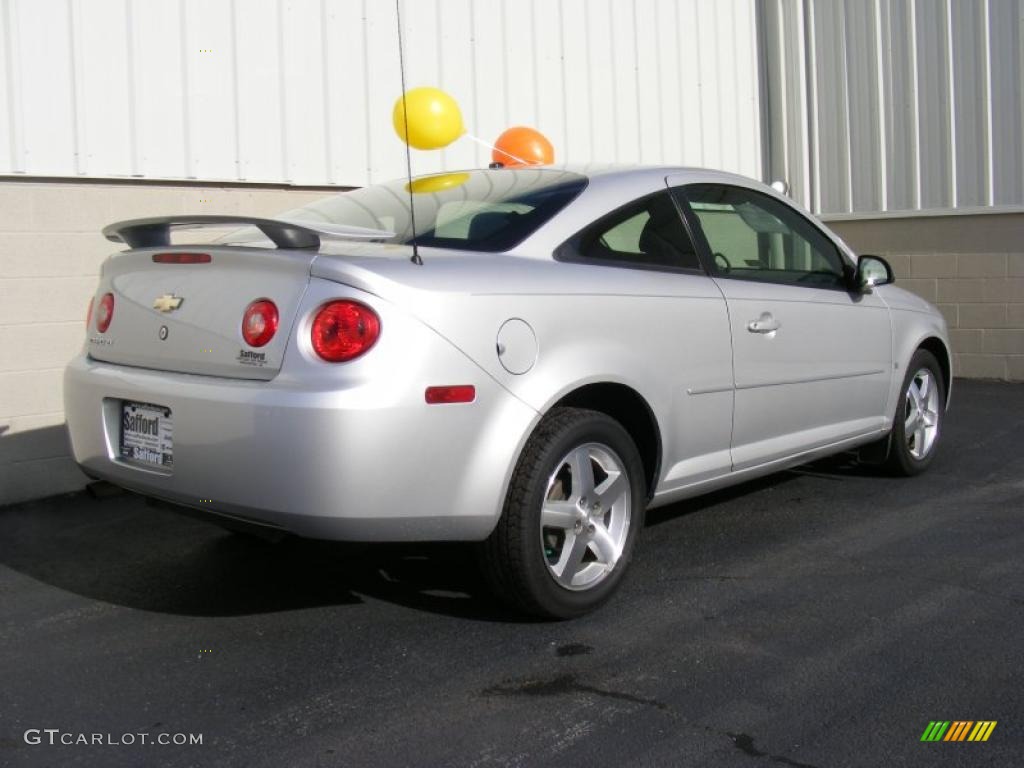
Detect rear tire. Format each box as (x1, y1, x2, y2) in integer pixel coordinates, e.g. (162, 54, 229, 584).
(480, 407, 646, 619)
(881, 349, 945, 476)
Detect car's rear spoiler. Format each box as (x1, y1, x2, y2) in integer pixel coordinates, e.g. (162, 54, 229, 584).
(102, 215, 394, 250)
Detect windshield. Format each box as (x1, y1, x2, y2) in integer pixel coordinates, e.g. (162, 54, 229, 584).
(279, 168, 587, 252)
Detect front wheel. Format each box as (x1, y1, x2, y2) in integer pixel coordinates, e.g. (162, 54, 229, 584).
(882, 349, 946, 476)
(480, 407, 646, 619)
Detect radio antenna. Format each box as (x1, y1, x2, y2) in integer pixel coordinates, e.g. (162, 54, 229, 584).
(395, 0, 423, 266)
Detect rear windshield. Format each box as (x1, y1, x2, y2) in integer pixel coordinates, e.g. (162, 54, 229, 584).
(280, 169, 587, 252)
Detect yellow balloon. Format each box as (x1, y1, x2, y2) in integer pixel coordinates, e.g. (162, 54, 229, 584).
(406, 172, 470, 194)
(392, 87, 464, 150)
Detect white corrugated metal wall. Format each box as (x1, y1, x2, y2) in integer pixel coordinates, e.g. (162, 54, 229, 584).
(0, 0, 762, 186)
(762, 0, 1024, 216)
(5, 0, 1017, 208)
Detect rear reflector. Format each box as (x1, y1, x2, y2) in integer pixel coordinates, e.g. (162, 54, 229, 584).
(152, 252, 212, 264)
(425, 385, 476, 404)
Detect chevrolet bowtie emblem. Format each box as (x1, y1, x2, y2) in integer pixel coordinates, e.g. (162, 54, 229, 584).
(153, 294, 184, 313)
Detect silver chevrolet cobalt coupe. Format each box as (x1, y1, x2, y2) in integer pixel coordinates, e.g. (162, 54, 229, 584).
(65, 166, 951, 618)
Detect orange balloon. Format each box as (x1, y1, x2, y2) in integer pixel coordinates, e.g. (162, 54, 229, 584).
(491, 126, 554, 167)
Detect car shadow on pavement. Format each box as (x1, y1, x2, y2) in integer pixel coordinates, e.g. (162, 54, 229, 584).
(644, 450, 894, 528)
(0, 492, 528, 623)
(644, 471, 798, 528)
(0, 453, 884, 623)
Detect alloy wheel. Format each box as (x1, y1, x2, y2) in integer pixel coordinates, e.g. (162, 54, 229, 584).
(903, 367, 941, 460)
(539, 442, 632, 591)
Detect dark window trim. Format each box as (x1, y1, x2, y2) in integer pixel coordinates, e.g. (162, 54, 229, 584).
(700, 272, 851, 292)
(554, 189, 709, 276)
(671, 187, 719, 276)
(673, 183, 857, 293)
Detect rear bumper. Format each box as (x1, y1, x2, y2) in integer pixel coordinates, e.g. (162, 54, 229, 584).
(63, 349, 537, 542)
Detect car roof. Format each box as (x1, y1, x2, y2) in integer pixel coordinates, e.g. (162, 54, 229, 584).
(477, 163, 858, 265)
(520, 163, 782, 210)
(474, 162, 746, 184)
(529, 163, 760, 186)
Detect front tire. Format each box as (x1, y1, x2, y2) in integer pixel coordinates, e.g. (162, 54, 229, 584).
(882, 349, 946, 476)
(480, 407, 646, 619)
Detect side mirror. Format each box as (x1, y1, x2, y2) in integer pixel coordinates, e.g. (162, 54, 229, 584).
(856, 255, 894, 290)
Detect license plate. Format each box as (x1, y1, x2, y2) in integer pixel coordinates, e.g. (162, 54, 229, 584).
(120, 402, 173, 468)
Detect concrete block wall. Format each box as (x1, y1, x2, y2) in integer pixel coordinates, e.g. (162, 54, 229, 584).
(826, 213, 1024, 382)
(0, 180, 331, 506)
(881, 253, 1024, 380)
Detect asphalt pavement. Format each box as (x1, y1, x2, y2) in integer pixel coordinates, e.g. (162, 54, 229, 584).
(1, 379, 1021, 768)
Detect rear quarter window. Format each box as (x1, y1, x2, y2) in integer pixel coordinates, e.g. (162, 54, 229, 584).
(557, 191, 703, 272)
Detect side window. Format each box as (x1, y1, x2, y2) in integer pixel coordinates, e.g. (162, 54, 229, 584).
(570, 192, 702, 271)
(680, 184, 848, 289)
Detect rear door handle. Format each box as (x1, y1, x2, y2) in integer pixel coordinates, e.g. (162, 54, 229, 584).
(746, 313, 781, 334)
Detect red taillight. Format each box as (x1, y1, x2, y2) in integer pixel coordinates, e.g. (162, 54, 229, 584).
(425, 385, 476, 404)
(153, 252, 212, 264)
(96, 293, 114, 333)
(86, 296, 94, 327)
(241, 299, 279, 347)
(311, 300, 381, 362)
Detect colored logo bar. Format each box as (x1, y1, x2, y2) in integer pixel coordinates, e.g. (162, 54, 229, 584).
(921, 721, 997, 742)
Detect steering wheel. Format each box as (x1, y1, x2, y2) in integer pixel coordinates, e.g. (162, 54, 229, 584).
(713, 252, 732, 274)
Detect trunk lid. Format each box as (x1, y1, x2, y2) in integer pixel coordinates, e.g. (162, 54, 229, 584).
(88, 247, 315, 380)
